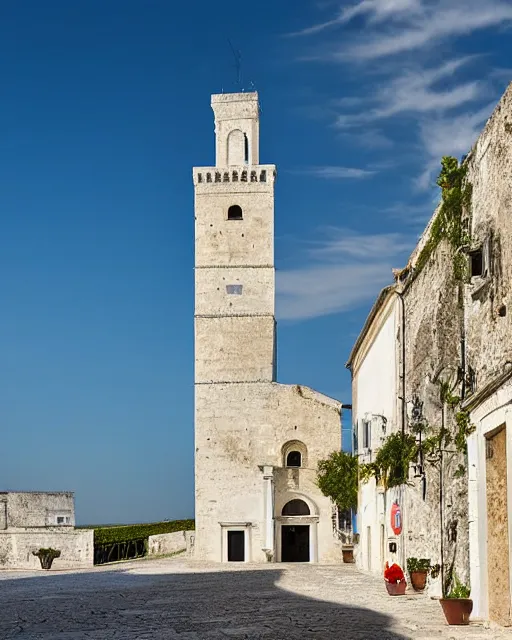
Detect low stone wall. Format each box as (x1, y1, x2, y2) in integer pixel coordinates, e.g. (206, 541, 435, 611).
(148, 530, 193, 557)
(0, 529, 94, 570)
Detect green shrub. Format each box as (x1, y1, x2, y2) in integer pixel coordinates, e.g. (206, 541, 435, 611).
(407, 557, 431, 573)
(93, 519, 195, 545)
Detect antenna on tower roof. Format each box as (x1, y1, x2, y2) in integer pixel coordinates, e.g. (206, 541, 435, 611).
(228, 38, 243, 91)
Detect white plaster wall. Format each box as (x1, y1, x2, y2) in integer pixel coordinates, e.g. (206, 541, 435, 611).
(352, 300, 399, 576)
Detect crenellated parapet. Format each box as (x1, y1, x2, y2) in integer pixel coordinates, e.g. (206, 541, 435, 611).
(193, 165, 276, 188)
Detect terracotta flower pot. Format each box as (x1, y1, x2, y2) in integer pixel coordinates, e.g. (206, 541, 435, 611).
(385, 580, 407, 596)
(440, 598, 473, 625)
(410, 570, 428, 591)
(342, 548, 354, 563)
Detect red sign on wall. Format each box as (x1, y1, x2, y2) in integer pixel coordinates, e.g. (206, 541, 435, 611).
(391, 502, 402, 535)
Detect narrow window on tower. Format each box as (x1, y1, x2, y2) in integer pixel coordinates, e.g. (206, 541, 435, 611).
(226, 284, 243, 295)
(227, 205, 243, 220)
(244, 133, 249, 164)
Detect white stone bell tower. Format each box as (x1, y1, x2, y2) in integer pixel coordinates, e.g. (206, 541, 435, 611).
(192, 92, 342, 565)
(193, 92, 277, 387)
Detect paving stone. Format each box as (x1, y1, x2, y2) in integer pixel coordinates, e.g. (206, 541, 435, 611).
(1, 558, 511, 639)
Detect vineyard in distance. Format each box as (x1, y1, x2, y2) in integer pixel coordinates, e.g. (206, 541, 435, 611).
(77, 519, 195, 565)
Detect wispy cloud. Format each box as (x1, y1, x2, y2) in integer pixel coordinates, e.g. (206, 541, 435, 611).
(276, 229, 413, 320)
(299, 1, 512, 60)
(291, 165, 375, 179)
(415, 101, 496, 188)
(288, 0, 422, 37)
(335, 57, 480, 127)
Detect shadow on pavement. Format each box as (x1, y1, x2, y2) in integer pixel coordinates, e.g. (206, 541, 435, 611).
(0, 564, 410, 639)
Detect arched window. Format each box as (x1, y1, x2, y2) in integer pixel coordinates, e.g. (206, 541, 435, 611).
(244, 133, 249, 164)
(227, 129, 245, 165)
(228, 205, 243, 220)
(282, 499, 310, 516)
(286, 451, 302, 468)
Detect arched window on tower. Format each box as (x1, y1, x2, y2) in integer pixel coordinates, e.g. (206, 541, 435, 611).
(286, 451, 302, 468)
(282, 499, 310, 516)
(227, 129, 245, 165)
(244, 133, 249, 164)
(228, 205, 243, 220)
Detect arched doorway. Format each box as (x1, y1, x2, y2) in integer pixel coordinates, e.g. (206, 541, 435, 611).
(280, 499, 311, 562)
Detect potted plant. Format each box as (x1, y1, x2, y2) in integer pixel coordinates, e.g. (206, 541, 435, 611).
(407, 557, 431, 591)
(384, 562, 407, 595)
(440, 574, 473, 625)
(342, 547, 355, 563)
(33, 548, 61, 570)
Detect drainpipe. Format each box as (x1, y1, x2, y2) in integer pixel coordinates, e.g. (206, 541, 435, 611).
(394, 289, 407, 571)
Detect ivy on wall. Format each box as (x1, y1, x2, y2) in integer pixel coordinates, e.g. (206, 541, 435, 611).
(415, 156, 472, 280)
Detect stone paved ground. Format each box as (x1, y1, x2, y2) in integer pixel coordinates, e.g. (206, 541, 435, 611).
(1, 557, 512, 639)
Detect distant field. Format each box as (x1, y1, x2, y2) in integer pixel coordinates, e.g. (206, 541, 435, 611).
(79, 519, 195, 545)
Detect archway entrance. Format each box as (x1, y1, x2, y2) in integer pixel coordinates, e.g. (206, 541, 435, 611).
(281, 525, 310, 562)
(280, 499, 312, 563)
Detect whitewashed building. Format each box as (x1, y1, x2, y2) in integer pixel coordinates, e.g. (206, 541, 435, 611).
(346, 286, 404, 575)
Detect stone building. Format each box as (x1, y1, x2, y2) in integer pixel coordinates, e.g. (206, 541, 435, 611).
(0, 491, 93, 569)
(193, 92, 343, 564)
(347, 81, 512, 623)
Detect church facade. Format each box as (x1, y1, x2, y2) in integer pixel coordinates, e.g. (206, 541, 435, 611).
(193, 91, 343, 564)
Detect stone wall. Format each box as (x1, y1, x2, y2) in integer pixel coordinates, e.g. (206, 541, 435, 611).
(464, 84, 512, 388)
(0, 529, 93, 569)
(148, 530, 192, 557)
(1, 492, 75, 528)
(195, 382, 342, 563)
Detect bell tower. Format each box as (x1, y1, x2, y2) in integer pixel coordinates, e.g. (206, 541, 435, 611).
(193, 92, 277, 385)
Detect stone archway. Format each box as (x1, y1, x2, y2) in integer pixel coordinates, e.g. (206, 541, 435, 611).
(276, 495, 319, 563)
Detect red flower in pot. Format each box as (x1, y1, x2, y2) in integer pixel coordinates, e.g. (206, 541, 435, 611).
(384, 562, 407, 595)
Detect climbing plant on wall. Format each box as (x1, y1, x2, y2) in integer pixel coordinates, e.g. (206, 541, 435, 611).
(415, 156, 472, 280)
(359, 433, 418, 489)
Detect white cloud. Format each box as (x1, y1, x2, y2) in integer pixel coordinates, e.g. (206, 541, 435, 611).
(415, 101, 496, 189)
(309, 228, 412, 259)
(276, 229, 414, 320)
(335, 57, 480, 127)
(277, 263, 393, 320)
(333, 1, 512, 60)
(292, 165, 375, 179)
(288, 0, 422, 37)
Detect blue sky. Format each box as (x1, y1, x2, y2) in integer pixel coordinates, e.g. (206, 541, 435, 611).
(1, 1, 510, 525)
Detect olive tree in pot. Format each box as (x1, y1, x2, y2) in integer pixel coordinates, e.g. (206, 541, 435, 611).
(317, 451, 358, 562)
(33, 548, 61, 570)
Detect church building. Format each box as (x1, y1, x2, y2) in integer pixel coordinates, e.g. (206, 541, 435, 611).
(193, 91, 343, 563)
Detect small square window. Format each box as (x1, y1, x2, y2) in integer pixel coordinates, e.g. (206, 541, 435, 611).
(226, 284, 243, 295)
(57, 516, 65, 524)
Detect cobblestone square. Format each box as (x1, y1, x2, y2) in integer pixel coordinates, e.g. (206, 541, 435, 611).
(2, 557, 512, 639)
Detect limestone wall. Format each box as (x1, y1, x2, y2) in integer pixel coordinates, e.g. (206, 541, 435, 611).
(148, 530, 192, 557)
(194, 382, 342, 563)
(464, 84, 512, 389)
(0, 529, 93, 570)
(0, 492, 75, 529)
